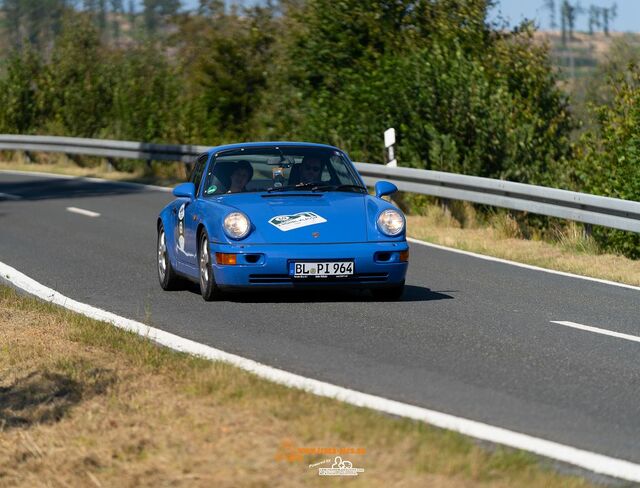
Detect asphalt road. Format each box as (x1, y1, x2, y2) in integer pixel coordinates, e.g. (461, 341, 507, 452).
(1, 171, 639, 468)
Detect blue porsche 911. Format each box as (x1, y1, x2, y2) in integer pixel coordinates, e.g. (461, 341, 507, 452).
(157, 142, 409, 301)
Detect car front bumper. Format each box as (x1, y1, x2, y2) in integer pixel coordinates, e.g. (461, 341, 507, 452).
(210, 241, 408, 289)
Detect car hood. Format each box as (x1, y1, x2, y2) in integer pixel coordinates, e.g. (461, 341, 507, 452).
(210, 192, 368, 244)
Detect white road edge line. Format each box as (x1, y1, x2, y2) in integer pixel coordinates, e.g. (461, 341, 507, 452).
(66, 207, 101, 218)
(3, 169, 639, 293)
(1, 261, 639, 482)
(0, 169, 171, 193)
(551, 321, 640, 344)
(407, 237, 640, 292)
(0, 192, 21, 200)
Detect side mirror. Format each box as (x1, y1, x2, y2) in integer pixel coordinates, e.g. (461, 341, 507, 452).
(173, 182, 196, 200)
(374, 180, 398, 198)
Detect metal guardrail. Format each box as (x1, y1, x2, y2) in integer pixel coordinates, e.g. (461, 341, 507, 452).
(0, 134, 208, 162)
(1, 134, 639, 233)
(356, 163, 640, 233)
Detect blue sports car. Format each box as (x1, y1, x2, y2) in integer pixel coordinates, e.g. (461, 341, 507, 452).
(157, 142, 409, 301)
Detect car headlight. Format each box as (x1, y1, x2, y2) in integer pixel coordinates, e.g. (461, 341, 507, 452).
(377, 209, 405, 236)
(223, 212, 251, 239)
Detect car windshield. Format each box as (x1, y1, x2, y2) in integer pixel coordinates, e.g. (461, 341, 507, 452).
(202, 146, 365, 196)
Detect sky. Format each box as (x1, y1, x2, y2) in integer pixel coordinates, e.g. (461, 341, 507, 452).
(175, 1, 639, 33)
(489, 1, 638, 33)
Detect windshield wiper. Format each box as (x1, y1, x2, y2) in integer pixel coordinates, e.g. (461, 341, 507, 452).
(266, 184, 300, 193)
(266, 183, 367, 193)
(266, 183, 321, 192)
(311, 184, 367, 193)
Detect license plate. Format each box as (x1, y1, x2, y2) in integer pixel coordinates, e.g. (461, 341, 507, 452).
(292, 261, 354, 277)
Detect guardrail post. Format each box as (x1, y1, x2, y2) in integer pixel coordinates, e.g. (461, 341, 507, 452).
(22, 151, 33, 164)
(177, 161, 187, 180)
(106, 157, 115, 173)
(440, 198, 451, 217)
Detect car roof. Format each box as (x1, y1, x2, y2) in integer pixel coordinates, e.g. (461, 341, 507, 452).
(206, 141, 343, 157)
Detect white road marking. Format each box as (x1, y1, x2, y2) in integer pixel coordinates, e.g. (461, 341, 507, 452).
(1, 260, 640, 482)
(0, 192, 21, 200)
(66, 206, 100, 218)
(408, 237, 640, 293)
(551, 321, 640, 344)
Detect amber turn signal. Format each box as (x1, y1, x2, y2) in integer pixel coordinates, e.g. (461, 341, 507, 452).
(215, 253, 237, 265)
(399, 250, 409, 262)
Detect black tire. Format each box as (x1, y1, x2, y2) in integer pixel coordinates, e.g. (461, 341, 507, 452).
(198, 231, 220, 301)
(157, 224, 182, 291)
(371, 281, 405, 301)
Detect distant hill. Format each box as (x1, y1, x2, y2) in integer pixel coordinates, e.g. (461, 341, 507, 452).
(534, 30, 640, 80)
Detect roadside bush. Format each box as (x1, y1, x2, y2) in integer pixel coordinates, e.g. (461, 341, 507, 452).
(39, 14, 113, 138)
(575, 65, 640, 258)
(0, 47, 44, 134)
(106, 45, 182, 144)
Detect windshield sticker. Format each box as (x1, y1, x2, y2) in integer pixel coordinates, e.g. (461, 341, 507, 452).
(269, 212, 327, 231)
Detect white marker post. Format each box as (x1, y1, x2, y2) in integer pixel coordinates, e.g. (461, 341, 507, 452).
(384, 128, 397, 167)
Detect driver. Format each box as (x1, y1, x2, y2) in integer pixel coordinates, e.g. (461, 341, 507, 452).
(298, 156, 323, 185)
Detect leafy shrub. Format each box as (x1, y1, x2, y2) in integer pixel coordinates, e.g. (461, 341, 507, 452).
(0, 47, 44, 134)
(575, 65, 640, 258)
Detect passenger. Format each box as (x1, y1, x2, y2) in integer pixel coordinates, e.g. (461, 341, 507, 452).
(227, 160, 253, 193)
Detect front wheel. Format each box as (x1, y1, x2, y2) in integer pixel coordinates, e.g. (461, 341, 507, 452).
(158, 224, 182, 291)
(371, 281, 405, 301)
(198, 231, 220, 301)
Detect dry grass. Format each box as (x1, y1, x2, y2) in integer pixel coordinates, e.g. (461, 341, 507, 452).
(406, 203, 640, 286)
(0, 286, 595, 487)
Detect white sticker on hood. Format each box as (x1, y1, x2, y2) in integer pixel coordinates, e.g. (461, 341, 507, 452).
(268, 212, 327, 231)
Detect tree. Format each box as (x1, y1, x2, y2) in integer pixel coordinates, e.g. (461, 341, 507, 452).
(43, 14, 113, 137)
(264, 0, 572, 184)
(106, 45, 182, 143)
(172, 2, 278, 142)
(544, 0, 556, 30)
(127, 0, 135, 26)
(83, 0, 97, 12)
(560, 1, 582, 45)
(588, 5, 600, 35)
(0, 47, 44, 133)
(601, 3, 617, 36)
(98, 0, 107, 33)
(110, 0, 124, 39)
(1, 0, 70, 49)
(197, 0, 224, 16)
(143, 0, 180, 34)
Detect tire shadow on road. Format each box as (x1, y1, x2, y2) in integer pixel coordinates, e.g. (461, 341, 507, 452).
(400, 285, 455, 302)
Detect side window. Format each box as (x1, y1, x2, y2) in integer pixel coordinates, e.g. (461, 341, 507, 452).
(203, 159, 226, 195)
(190, 153, 208, 195)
